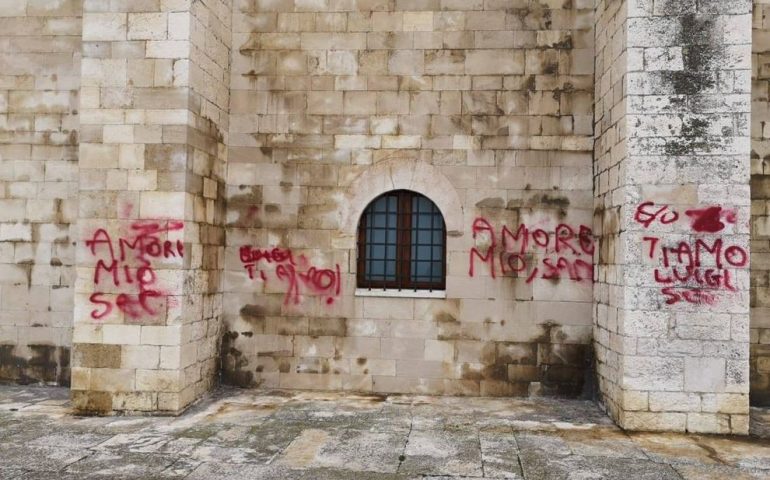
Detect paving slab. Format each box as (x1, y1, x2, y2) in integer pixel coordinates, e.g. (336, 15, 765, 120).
(28, 431, 114, 449)
(63, 451, 179, 478)
(557, 429, 648, 459)
(519, 453, 682, 480)
(691, 435, 770, 470)
(1, 385, 770, 479)
(479, 429, 522, 478)
(9, 471, 85, 480)
(280, 428, 405, 473)
(673, 463, 770, 479)
(399, 429, 483, 477)
(0, 444, 89, 472)
(627, 432, 724, 465)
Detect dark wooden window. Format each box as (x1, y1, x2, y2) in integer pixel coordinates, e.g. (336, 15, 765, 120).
(357, 190, 446, 290)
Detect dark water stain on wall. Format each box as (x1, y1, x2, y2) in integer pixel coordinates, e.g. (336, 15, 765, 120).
(220, 316, 591, 398)
(308, 318, 347, 337)
(751, 344, 770, 406)
(752, 174, 770, 405)
(220, 331, 254, 387)
(240, 304, 267, 332)
(227, 186, 263, 228)
(526, 194, 570, 210)
(451, 321, 591, 398)
(0, 344, 70, 386)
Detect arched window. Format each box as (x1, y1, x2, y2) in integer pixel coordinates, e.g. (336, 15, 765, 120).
(357, 190, 446, 290)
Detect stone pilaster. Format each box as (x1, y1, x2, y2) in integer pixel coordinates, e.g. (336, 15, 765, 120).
(593, 0, 628, 426)
(751, 0, 770, 406)
(72, 0, 230, 414)
(594, 0, 753, 434)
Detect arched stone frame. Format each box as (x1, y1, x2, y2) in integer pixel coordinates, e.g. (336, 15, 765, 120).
(339, 159, 464, 239)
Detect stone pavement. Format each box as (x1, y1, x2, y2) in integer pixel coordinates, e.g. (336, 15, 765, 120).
(1, 386, 770, 479)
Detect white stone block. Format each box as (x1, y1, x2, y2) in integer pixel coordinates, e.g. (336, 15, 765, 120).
(128, 13, 168, 40)
(83, 13, 127, 41)
(684, 357, 726, 393)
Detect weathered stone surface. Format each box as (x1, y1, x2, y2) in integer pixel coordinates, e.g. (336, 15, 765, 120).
(221, 0, 597, 403)
(0, 0, 762, 439)
(65, 0, 231, 416)
(752, 0, 770, 407)
(0, 0, 80, 388)
(518, 452, 682, 480)
(2, 386, 768, 480)
(594, 0, 753, 434)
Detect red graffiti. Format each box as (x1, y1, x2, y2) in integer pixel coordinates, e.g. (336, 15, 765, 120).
(240, 246, 295, 265)
(85, 220, 183, 320)
(645, 234, 744, 306)
(661, 287, 717, 306)
(637, 202, 745, 306)
(635, 201, 737, 233)
(241, 246, 342, 305)
(469, 218, 594, 284)
(634, 202, 679, 228)
(470, 218, 497, 278)
(684, 206, 737, 233)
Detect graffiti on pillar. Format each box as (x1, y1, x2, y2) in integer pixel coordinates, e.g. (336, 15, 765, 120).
(239, 246, 342, 306)
(85, 220, 184, 320)
(468, 218, 595, 283)
(634, 202, 747, 306)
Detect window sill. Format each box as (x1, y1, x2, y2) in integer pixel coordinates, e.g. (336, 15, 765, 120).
(354, 288, 447, 299)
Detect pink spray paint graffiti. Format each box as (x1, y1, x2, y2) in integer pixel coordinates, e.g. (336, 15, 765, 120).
(468, 217, 595, 283)
(634, 202, 746, 306)
(85, 220, 183, 321)
(239, 246, 342, 305)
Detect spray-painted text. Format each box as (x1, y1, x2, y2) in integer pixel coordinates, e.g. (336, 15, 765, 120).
(468, 218, 595, 283)
(85, 220, 183, 320)
(635, 202, 746, 306)
(240, 246, 342, 305)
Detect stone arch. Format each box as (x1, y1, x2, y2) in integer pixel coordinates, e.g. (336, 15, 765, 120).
(339, 159, 464, 237)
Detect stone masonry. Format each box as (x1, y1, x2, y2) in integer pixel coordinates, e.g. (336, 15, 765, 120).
(0, 0, 765, 435)
(595, 0, 753, 434)
(70, 0, 231, 414)
(753, 0, 770, 406)
(223, 0, 596, 397)
(593, 0, 626, 429)
(0, 0, 81, 385)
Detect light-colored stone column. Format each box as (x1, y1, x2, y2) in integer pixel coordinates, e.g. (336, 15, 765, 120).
(72, 0, 230, 414)
(594, 0, 752, 434)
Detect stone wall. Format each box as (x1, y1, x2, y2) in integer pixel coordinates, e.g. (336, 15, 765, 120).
(0, 0, 760, 435)
(593, 0, 628, 424)
(0, 0, 82, 385)
(594, 0, 753, 434)
(752, 0, 770, 406)
(185, 0, 232, 409)
(70, 0, 231, 414)
(223, 0, 596, 396)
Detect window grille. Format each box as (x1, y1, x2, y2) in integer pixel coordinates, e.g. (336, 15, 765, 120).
(357, 190, 446, 291)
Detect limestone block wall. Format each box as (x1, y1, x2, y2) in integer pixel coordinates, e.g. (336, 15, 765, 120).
(71, 0, 231, 414)
(752, 0, 770, 406)
(0, 0, 82, 385)
(595, 0, 753, 434)
(593, 0, 628, 423)
(185, 0, 232, 407)
(223, 0, 597, 396)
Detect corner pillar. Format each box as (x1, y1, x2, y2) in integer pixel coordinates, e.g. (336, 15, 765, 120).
(593, 0, 752, 433)
(72, 0, 230, 414)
